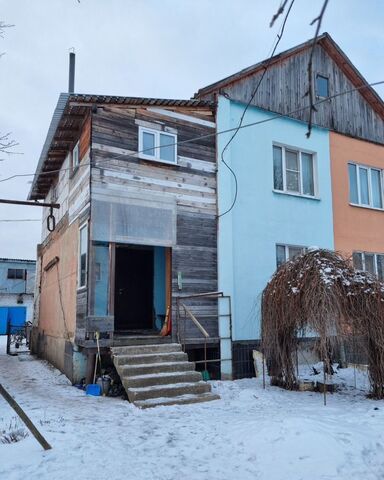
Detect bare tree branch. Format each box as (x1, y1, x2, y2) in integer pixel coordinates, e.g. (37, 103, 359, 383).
(0, 22, 14, 38)
(0, 132, 19, 158)
(305, 0, 330, 138)
(270, 0, 289, 28)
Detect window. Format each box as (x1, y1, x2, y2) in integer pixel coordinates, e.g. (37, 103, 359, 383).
(7, 269, 25, 280)
(276, 244, 307, 269)
(348, 163, 383, 209)
(72, 141, 80, 169)
(273, 145, 316, 196)
(353, 251, 384, 280)
(316, 74, 329, 98)
(138, 126, 177, 164)
(78, 223, 88, 288)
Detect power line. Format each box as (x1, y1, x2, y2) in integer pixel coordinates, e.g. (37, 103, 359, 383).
(218, 0, 295, 219)
(0, 79, 383, 187)
(0, 219, 40, 222)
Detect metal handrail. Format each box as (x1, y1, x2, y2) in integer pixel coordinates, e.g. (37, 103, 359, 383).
(181, 303, 210, 338)
(176, 291, 232, 377)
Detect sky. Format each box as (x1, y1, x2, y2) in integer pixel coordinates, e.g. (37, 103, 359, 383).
(0, 0, 383, 260)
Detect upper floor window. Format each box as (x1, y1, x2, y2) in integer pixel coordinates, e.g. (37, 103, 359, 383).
(316, 74, 329, 98)
(78, 223, 88, 288)
(138, 126, 177, 165)
(72, 141, 80, 169)
(353, 251, 384, 281)
(348, 163, 383, 209)
(273, 145, 316, 197)
(7, 269, 25, 280)
(276, 244, 307, 269)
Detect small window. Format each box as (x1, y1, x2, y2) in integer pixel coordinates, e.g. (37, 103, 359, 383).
(276, 244, 307, 269)
(78, 223, 88, 288)
(273, 145, 316, 197)
(72, 141, 80, 169)
(353, 251, 384, 281)
(348, 163, 383, 209)
(138, 127, 177, 165)
(7, 269, 25, 280)
(316, 74, 329, 98)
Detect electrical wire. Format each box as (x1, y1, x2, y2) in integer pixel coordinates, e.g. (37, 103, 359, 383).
(0, 79, 383, 187)
(218, 0, 295, 218)
(0, 219, 40, 222)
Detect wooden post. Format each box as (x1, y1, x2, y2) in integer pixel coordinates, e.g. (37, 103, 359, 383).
(0, 384, 52, 450)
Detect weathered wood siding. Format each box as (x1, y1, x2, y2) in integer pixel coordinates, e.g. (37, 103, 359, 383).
(200, 44, 384, 144)
(90, 105, 218, 343)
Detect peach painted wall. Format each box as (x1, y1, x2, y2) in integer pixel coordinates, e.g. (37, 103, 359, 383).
(38, 219, 78, 340)
(330, 132, 384, 258)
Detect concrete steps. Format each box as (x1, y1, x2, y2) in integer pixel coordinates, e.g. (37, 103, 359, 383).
(112, 341, 220, 408)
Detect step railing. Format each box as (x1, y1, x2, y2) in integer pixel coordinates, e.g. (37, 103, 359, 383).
(176, 291, 232, 373)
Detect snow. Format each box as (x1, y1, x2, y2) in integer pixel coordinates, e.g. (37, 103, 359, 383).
(1, 336, 384, 480)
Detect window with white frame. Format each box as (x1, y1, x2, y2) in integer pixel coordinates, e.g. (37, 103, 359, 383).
(138, 126, 177, 164)
(273, 145, 316, 197)
(78, 223, 88, 288)
(72, 141, 80, 169)
(348, 163, 383, 209)
(276, 244, 307, 269)
(353, 251, 384, 281)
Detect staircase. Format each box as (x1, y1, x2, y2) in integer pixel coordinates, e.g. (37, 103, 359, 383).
(111, 336, 220, 408)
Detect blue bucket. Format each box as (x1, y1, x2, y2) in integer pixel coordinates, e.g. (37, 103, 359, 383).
(86, 384, 102, 396)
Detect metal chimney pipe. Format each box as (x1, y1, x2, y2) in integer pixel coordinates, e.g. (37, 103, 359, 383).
(68, 50, 75, 93)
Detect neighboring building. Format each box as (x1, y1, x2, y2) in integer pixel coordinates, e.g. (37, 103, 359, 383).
(196, 33, 384, 378)
(330, 132, 384, 279)
(29, 94, 219, 399)
(0, 258, 36, 335)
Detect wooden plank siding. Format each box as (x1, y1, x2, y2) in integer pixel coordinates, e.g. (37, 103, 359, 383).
(90, 105, 218, 344)
(199, 44, 384, 145)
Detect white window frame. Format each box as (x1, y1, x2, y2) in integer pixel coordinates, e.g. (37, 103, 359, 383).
(353, 251, 384, 280)
(348, 162, 384, 210)
(138, 126, 177, 165)
(276, 243, 307, 269)
(78, 222, 88, 289)
(72, 140, 80, 169)
(273, 143, 318, 198)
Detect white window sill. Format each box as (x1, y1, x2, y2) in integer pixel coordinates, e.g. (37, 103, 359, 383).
(273, 189, 320, 201)
(77, 285, 87, 293)
(138, 154, 178, 166)
(349, 202, 384, 212)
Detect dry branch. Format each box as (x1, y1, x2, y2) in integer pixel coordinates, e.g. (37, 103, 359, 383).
(261, 249, 384, 399)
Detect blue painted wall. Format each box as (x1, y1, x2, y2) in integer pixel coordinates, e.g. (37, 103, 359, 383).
(154, 246, 166, 329)
(217, 97, 334, 341)
(0, 259, 36, 295)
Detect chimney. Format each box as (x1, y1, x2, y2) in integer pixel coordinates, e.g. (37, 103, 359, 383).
(68, 50, 75, 93)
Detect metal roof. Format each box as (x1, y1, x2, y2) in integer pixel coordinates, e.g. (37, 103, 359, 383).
(0, 258, 36, 264)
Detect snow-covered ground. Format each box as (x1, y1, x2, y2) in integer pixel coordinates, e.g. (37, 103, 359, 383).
(0, 336, 383, 480)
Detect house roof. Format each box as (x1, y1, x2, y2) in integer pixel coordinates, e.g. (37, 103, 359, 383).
(0, 258, 36, 264)
(196, 33, 384, 119)
(28, 94, 215, 201)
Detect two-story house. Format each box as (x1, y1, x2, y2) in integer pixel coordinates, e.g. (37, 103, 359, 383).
(196, 33, 384, 378)
(30, 93, 221, 407)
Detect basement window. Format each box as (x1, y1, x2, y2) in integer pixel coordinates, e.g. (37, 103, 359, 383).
(138, 126, 177, 165)
(316, 74, 329, 98)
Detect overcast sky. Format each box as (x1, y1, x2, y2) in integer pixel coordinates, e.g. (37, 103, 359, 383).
(0, 0, 383, 260)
